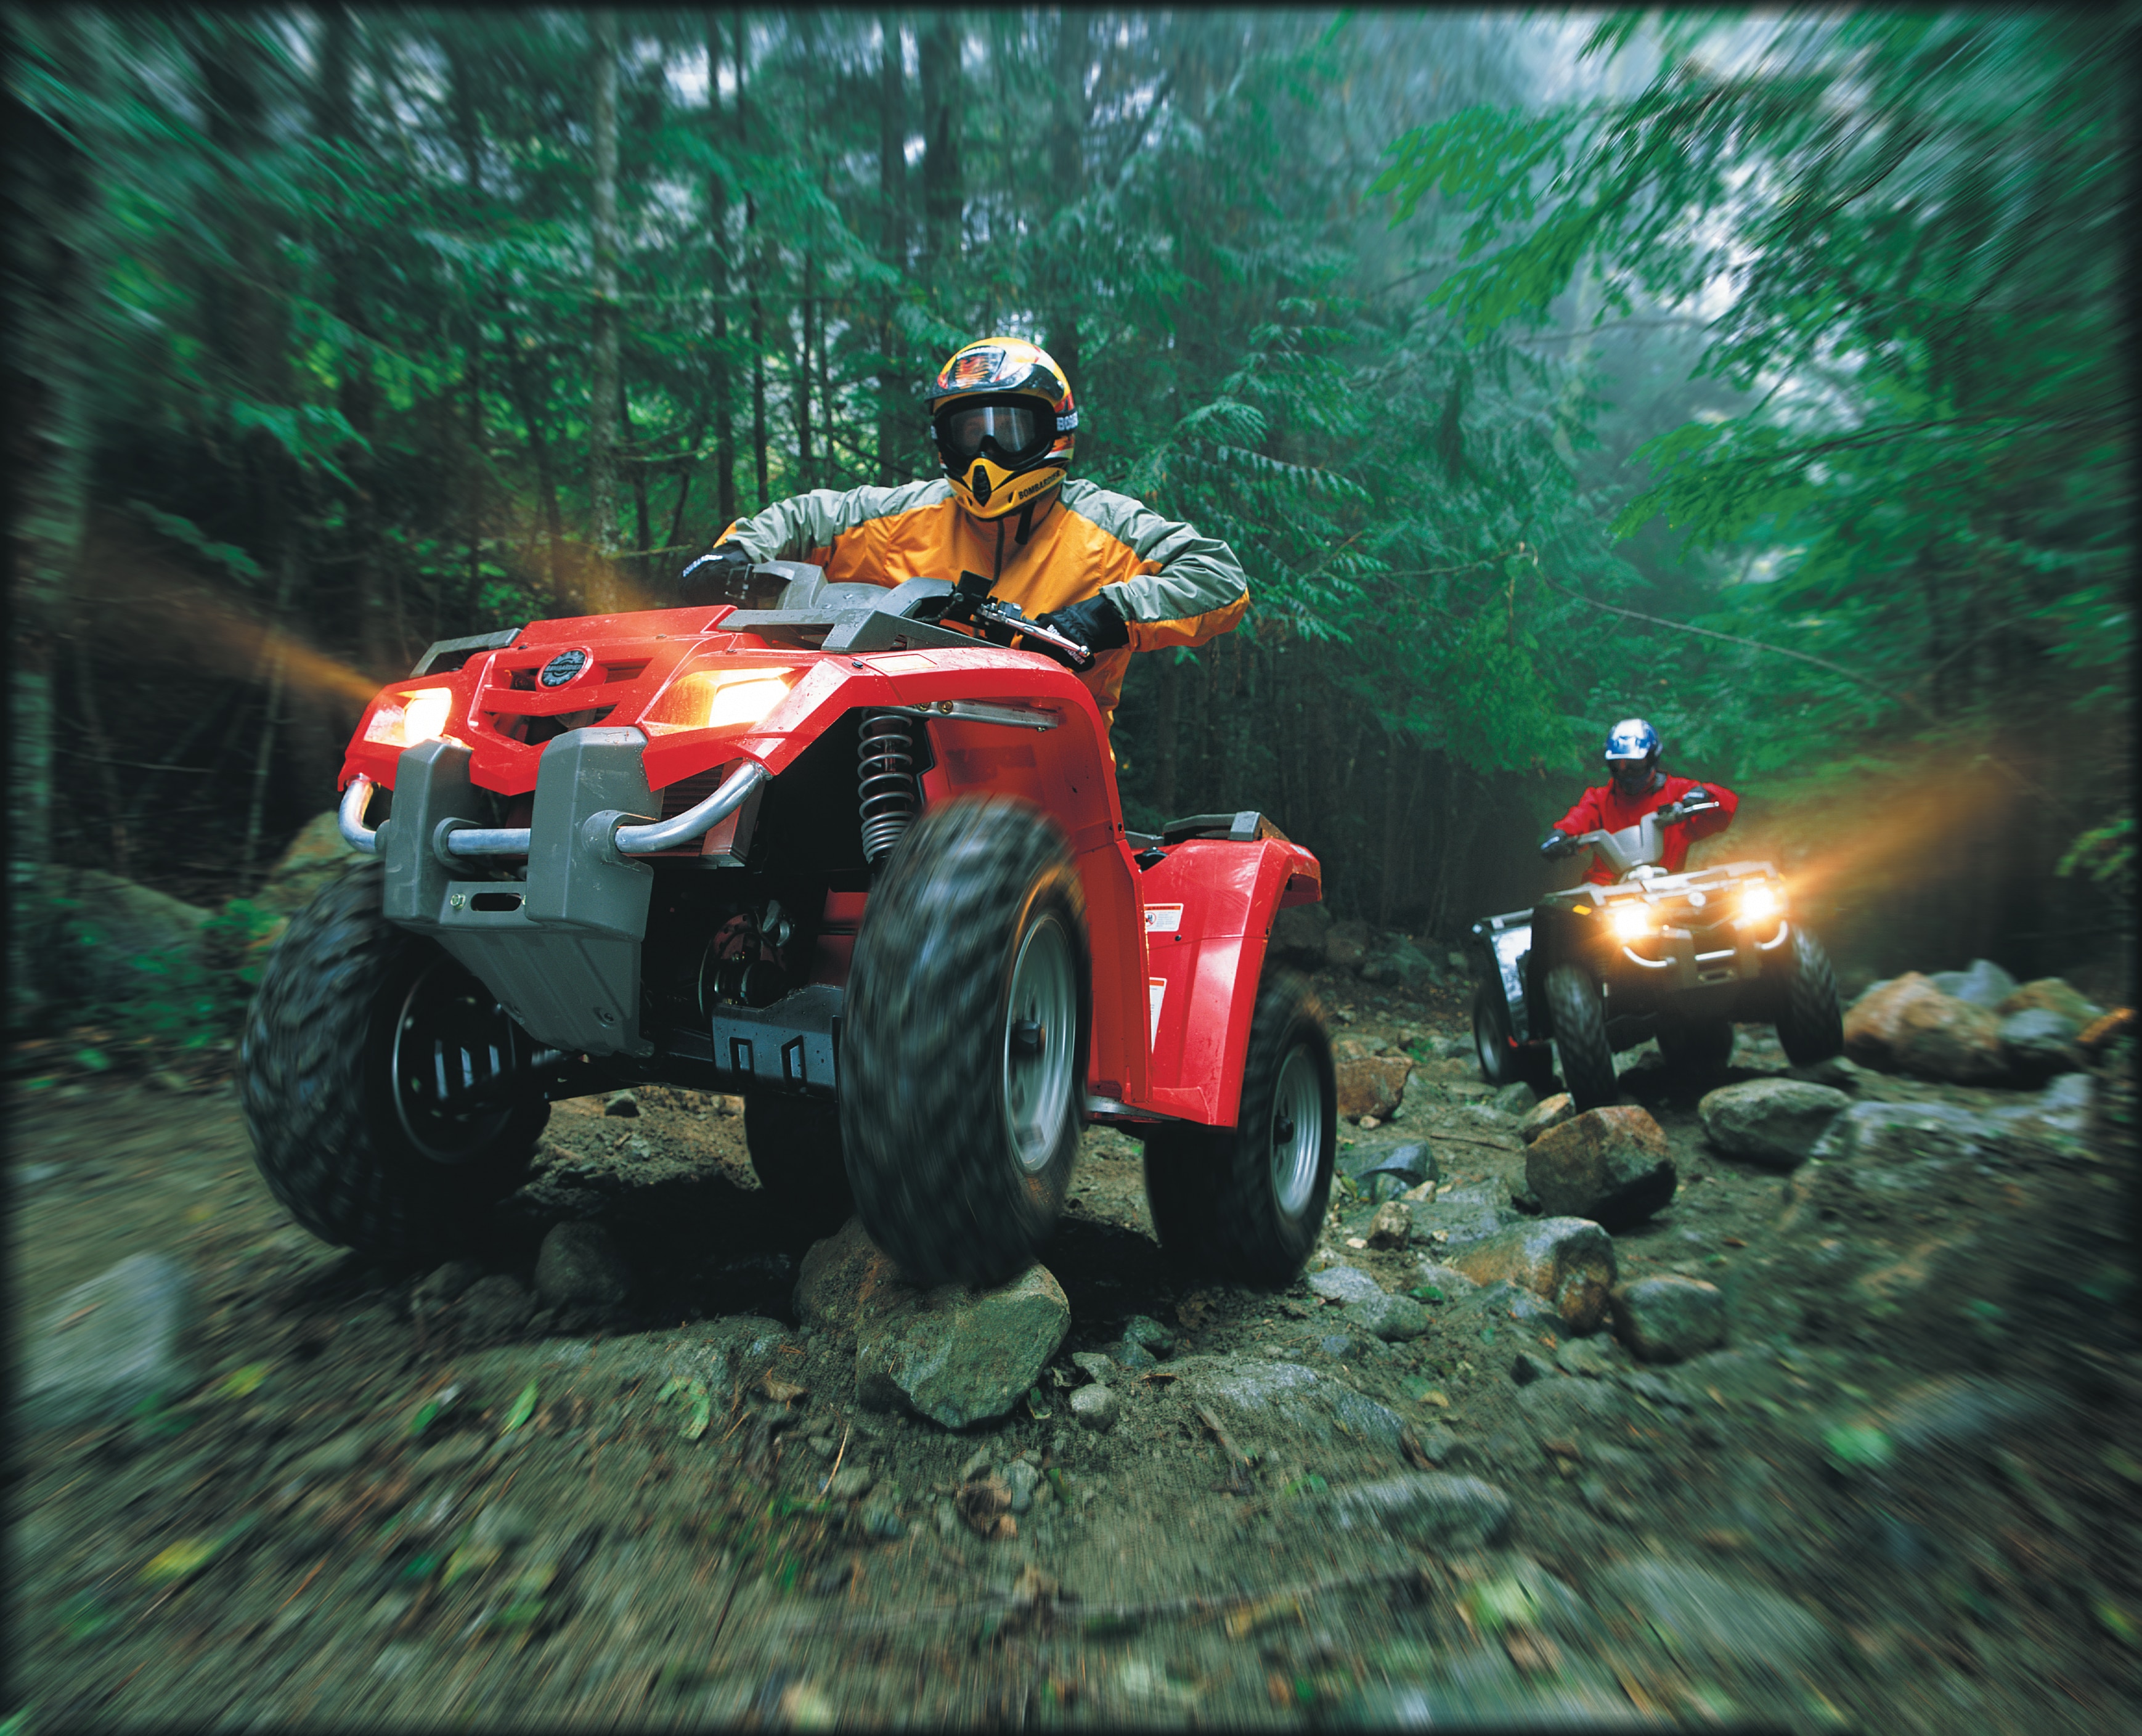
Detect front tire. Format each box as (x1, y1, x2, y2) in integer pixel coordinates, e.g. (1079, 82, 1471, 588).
(1770, 926, 1844, 1064)
(238, 861, 546, 1263)
(1144, 971, 1337, 1283)
(1544, 963, 1619, 1112)
(839, 796, 1089, 1287)
(1473, 980, 1555, 1091)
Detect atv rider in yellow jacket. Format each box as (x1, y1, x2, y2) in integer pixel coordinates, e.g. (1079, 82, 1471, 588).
(683, 338, 1249, 733)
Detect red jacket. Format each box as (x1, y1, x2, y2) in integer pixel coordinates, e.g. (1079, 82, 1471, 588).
(1552, 773, 1738, 886)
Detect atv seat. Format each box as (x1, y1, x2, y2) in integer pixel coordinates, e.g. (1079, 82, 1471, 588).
(1160, 810, 1290, 845)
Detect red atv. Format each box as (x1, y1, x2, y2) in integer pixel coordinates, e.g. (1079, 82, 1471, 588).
(238, 563, 1337, 1287)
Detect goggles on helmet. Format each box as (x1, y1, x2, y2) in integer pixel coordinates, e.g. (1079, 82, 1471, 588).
(932, 399, 1055, 468)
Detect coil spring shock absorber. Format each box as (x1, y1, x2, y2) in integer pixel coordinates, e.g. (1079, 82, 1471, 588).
(857, 711, 918, 863)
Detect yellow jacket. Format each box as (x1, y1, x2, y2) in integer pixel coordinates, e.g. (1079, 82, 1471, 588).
(720, 478, 1248, 729)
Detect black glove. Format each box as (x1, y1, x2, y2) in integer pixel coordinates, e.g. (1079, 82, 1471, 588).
(1033, 593, 1130, 657)
(678, 542, 755, 605)
(1539, 833, 1579, 860)
(1682, 784, 1712, 804)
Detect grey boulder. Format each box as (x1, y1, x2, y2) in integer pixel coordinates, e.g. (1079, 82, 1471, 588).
(1998, 1007, 2082, 1080)
(1307, 1265, 1430, 1341)
(20, 1253, 198, 1432)
(1610, 1276, 1727, 1364)
(533, 1220, 632, 1309)
(1322, 1473, 1513, 1550)
(1696, 1078, 1851, 1168)
(855, 1263, 1070, 1428)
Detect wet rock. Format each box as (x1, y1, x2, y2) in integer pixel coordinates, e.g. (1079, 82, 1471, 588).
(534, 1221, 631, 1310)
(1361, 937, 1437, 992)
(1997, 977, 2101, 1025)
(255, 812, 369, 915)
(1322, 1473, 1513, 1550)
(1069, 1384, 1120, 1433)
(1517, 1093, 1574, 1143)
(1414, 1261, 1480, 1297)
(1610, 1277, 1726, 1364)
(459, 1274, 536, 1341)
(1846, 973, 2005, 1082)
(22, 1253, 198, 1433)
(1999, 1008, 2083, 1080)
(1106, 1337, 1160, 1373)
(1070, 1350, 1115, 1385)
(1404, 1183, 1518, 1255)
(1345, 1142, 1436, 1204)
(49, 870, 212, 1005)
(793, 1216, 892, 1334)
(1120, 1314, 1178, 1357)
(1004, 1459, 1040, 1513)
(1332, 1388, 1408, 1451)
(825, 1464, 876, 1501)
(1807, 1099, 2028, 1168)
(1446, 1219, 1618, 1334)
(413, 1259, 485, 1312)
(1327, 919, 1370, 972)
(1555, 1336, 1618, 1379)
(1596, 1560, 1835, 1683)
(1336, 1054, 1412, 1121)
(1697, 1079, 1851, 1168)
(1489, 1081, 1538, 1117)
(1308, 1265, 1428, 1341)
(1510, 1351, 1558, 1385)
(1929, 958, 2019, 1008)
(1366, 1200, 1411, 1250)
(1268, 903, 1332, 969)
(855, 1263, 1070, 1428)
(1524, 1107, 1676, 1229)
(602, 1090, 640, 1117)
(1409, 1422, 1468, 1467)
(1337, 1648, 1637, 1730)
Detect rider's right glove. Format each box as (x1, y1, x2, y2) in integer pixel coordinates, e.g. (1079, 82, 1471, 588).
(1683, 784, 1712, 804)
(678, 542, 755, 605)
(1539, 833, 1578, 860)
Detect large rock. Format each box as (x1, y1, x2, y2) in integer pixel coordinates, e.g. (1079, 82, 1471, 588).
(793, 1216, 893, 1333)
(255, 811, 367, 916)
(1446, 1218, 1618, 1335)
(1998, 1008, 2082, 1081)
(1524, 1106, 1676, 1228)
(1610, 1276, 1727, 1363)
(1327, 919, 1370, 972)
(533, 1220, 631, 1309)
(1177, 1357, 1405, 1457)
(1697, 1079, 1851, 1168)
(51, 870, 212, 1006)
(1307, 1265, 1429, 1341)
(1404, 1183, 1520, 1254)
(1595, 1561, 1836, 1685)
(20, 1253, 198, 1432)
(1268, 903, 1332, 969)
(1929, 958, 2019, 1008)
(1808, 1099, 2042, 1168)
(1518, 1092, 1574, 1144)
(1321, 1473, 1513, 1550)
(1361, 937, 1437, 992)
(855, 1263, 1070, 1428)
(1335, 1054, 1412, 1121)
(1844, 973, 2005, 1082)
(1343, 1141, 1436, 1204)
(1997, 977, 2102, 1026)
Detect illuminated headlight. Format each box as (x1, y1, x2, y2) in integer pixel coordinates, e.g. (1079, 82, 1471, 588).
(1739, 883, 1780, 926)
(363, 687, 455, 747)
(645, 667, 797, 734)
(1608, 902, 1654, 942)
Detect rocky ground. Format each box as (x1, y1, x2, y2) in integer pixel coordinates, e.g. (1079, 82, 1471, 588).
(9, 956, 2141, 1732)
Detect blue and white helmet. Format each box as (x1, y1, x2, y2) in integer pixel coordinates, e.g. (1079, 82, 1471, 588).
(1603, 717, 1661, 773)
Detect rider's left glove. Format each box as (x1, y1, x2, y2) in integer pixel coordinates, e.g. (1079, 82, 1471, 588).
(1033, 593, 1130, 661)
(679, 542, 755, 605)
(1682, 785, 1711, 804)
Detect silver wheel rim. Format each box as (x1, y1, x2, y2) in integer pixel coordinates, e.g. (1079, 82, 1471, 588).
(1002, 911, 1078, 1173)
(1474, 1001, 1500, 1078)
(390, 957, 518, 1165)
(1269, 1043, 1324, 1218)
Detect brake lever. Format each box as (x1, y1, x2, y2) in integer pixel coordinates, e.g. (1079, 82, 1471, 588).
(973, 598, 1094, 670)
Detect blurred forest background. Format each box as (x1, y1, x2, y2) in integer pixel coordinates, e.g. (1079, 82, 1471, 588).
(7, 7, 2132, 1047)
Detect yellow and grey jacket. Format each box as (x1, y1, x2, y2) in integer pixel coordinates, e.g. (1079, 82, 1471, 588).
(719, 478, 1248, 729)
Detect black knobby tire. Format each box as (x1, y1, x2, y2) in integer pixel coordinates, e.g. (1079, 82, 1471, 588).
(1472, 980, 1555, 1091)
(839, 796, 1089, 1288)
(1143, 969, 1337, 1284)
(1544, 963, 1619, 1111)
(746, 1093, 853, 1235)
(1771, 925, 1845, 1065)
(1656, 1012, 1736, 1076)
(237, 860, 547, 1263)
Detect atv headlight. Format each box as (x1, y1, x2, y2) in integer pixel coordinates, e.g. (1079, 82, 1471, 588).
(1738, 883, 1780, 926)
(1608, 902, 1654, 942)
(644, 667, 797, 734)
(363, 687, 455, 748)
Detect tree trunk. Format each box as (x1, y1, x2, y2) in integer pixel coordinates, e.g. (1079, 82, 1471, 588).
(586, 11, 622, 609)
(707, 13, 737, 529)
(1152, 650, 1180, 817)
(504, 328, 565, 595)
(794, 261, 815, 491)
(1047, 7, 1089, 380)
(738, 16, 769, 507)
(877, 11, 908, 483)
(242, 553, 298, 890)
(921, 12, 963, 285)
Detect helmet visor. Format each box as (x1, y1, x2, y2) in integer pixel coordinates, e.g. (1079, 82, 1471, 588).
(935, 401, 1053, 466)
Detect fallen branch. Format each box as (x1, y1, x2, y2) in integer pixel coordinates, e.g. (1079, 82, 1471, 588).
(1195, 1402, 1252, 1469)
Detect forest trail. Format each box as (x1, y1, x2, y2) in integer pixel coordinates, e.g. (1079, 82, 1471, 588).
(9, 968, 2138, 1731)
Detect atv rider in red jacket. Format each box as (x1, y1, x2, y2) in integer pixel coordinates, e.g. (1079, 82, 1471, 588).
(1540, 718, 1738, 886)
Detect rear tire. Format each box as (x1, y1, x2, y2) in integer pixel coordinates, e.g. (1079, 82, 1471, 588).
(1143, 971, 1336, 1283)
(237, 861, 545, 1263)
(1473, 980, 1555, 1091)
(1770, 926, 1844, 1064)
(1544, 963, 1618, 1112)
(746, 1094, 853, 1235)
(839, 796, 1089, 1287)
(1656, 1012, 1735, 1077)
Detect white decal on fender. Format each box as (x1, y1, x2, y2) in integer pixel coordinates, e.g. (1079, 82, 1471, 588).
(1144, 903, 1184, 934)
(1148, 978, 1166, 1046)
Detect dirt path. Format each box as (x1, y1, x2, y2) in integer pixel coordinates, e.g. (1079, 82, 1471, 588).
(9, 977, 2140, 1731)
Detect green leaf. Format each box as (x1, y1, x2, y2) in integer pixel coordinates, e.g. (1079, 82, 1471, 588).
(501, 1380, 539, 1433)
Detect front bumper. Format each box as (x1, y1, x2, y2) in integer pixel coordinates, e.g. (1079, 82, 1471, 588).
(363, 727, 760, 1059)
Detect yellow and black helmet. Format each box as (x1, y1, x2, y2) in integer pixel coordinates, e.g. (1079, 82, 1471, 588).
(928, 338, 1077, 520)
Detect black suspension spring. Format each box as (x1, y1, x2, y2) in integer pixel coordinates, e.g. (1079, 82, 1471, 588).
(857, 711, 918, 864)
